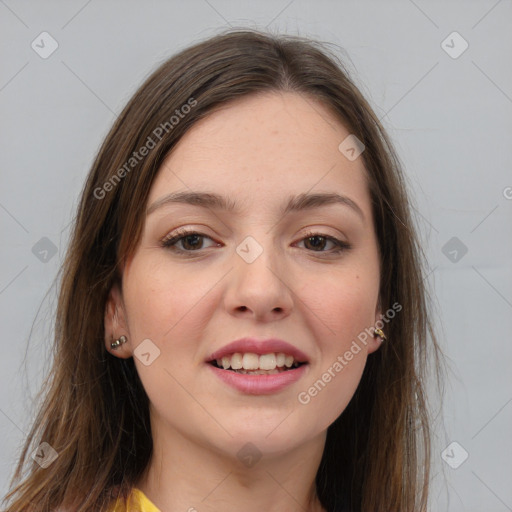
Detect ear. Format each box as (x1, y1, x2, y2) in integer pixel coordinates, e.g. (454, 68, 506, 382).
(104, 282, 132, 358)
(367, 299, 384, 355)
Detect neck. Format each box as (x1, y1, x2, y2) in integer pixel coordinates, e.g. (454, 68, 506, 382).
(136, 419, 327, 512)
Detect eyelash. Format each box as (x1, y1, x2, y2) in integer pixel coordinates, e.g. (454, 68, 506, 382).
(160, 228, 351, 256)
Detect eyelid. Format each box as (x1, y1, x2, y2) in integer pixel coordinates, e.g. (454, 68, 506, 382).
(160, 227, 219, 248)
(161, 227, 209, 244)
(161, 224, 347, 242)
(298, 230, 351, 253)
(160, 227, 351, 256)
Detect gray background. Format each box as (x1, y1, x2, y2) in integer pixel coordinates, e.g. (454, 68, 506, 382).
(1, 1, 511, 510)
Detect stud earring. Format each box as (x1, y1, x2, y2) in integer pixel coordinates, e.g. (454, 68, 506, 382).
(373, 328, 387, 341)
(111, 335, 127, 350)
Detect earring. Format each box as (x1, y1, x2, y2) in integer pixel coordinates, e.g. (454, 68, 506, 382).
(373, 328, 387, 342)
(111, 335, 127, 350)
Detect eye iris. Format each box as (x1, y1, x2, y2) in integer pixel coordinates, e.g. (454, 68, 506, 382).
(182, 234, 202, 250)
(305, 235, 326, 251)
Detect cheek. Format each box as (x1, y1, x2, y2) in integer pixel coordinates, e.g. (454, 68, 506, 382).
(294, 271, 376, 428)
(302, 269, 378, 343)
(122, 260, 218, 423)
(298, 355, 367, 435)
(122, 258, 215, 342)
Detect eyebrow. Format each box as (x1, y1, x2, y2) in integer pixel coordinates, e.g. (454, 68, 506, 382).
(146, 190, 365, 221)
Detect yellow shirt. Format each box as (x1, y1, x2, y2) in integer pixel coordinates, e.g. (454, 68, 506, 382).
(108, 488, 161, 512)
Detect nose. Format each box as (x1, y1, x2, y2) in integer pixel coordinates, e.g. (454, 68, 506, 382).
(223, 238, 294, 322)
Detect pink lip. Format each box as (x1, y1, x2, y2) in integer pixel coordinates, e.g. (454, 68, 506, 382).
(206, 337, 310, 362)
(207, 363, 308, 395)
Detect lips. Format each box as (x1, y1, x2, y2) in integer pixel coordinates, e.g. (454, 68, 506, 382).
(206, 337, 310, 364)
(207, 361, 308, 394)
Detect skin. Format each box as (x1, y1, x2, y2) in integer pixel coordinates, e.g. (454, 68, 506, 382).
(104, 91, 383, 512)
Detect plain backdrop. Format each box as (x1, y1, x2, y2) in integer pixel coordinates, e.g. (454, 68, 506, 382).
(1, 1, 511, 510)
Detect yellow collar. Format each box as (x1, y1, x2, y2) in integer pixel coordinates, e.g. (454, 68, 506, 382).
(109, 488, 161, 512)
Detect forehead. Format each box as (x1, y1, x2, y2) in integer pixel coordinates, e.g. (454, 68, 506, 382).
(147, 91, 371, 219)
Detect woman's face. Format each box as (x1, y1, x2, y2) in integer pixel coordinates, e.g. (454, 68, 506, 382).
(106, 91, 382, 458)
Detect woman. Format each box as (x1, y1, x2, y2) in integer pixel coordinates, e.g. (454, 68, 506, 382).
(3, 29, 445, 512)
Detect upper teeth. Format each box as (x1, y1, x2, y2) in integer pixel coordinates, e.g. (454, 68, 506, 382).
(217, 352, 297, 370)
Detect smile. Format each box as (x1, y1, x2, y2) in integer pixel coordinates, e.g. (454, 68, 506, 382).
(210, 352, 306, 374)
(207, 354, 309, 394)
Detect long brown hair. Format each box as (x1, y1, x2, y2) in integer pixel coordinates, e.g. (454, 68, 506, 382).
(3, 28, 446, 511)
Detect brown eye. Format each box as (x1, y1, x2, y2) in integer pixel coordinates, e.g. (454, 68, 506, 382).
(297, 232, 351, 254)
(161, 230, 217, 253)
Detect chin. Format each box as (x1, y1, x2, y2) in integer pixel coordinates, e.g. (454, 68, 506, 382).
(217, 415, 312, 453)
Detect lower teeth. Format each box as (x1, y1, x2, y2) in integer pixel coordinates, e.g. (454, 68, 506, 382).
(230, 367, 290, 375)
